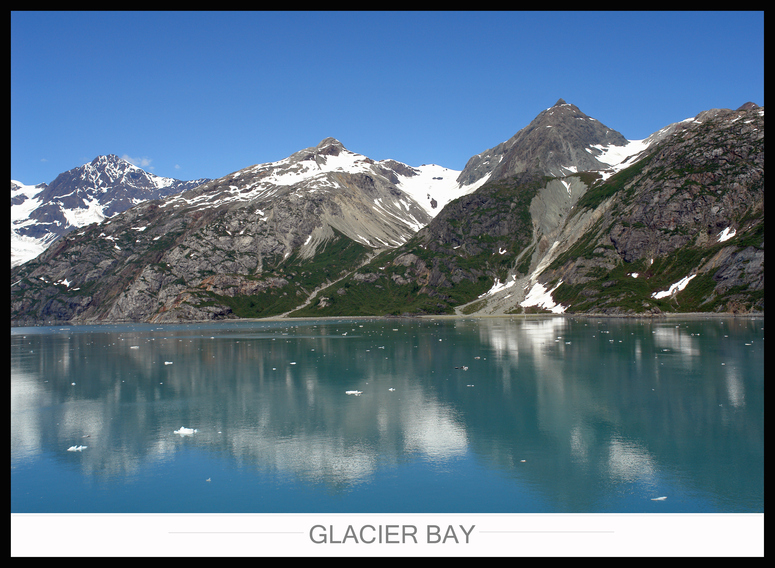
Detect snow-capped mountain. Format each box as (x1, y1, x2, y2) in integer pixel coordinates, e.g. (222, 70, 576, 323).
(11, 154, 210, 267)
(9, 137, 495, 323)
(10, 107, 647, 270)
(11, 99, 763, 324)
(171, 136, 489, 219)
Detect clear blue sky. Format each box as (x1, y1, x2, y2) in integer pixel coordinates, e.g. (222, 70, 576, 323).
(11, 11, 764, 185)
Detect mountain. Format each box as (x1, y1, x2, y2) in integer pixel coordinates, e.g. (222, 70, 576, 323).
(10, 100, 764, 325)
(10, 138, 488, 324)
(11, 154, 211, 267)
(295, 102, 763, 317)
(529, 103, 764, 316)
(456, 98, 633, 186)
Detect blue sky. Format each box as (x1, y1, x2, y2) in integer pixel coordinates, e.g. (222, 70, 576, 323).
(11, 11, 764, 185)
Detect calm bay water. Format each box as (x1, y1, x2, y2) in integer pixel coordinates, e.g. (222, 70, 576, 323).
(11, 316, 763, 514)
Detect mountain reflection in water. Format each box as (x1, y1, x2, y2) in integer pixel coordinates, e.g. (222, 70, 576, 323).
(11, 316, 763, 513)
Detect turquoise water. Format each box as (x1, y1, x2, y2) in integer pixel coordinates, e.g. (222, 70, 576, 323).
(11, 316, 764, 513)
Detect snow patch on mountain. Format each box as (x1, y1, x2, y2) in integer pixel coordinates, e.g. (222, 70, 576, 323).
(61, 195, 107, 228)
(589, 138, 652, 180)
(11, 181, 49, 267)
(394, 163, 490, 217)
(11, 181, 45, 220)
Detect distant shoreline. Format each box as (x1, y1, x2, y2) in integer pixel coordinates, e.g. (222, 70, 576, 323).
(10, 311, 764, 328)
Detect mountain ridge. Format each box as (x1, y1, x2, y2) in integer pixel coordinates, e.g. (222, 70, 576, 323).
(11, 99, 763, 324)
(11, 154, 211, 267)
(290, 101, 763, 318)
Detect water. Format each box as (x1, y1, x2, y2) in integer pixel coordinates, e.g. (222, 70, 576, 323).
(11, 316, 764, 514)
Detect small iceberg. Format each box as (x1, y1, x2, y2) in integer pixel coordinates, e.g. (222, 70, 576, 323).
(174, 427, 198, 435)
(67, 445, 87, 452)
(345, 390, 363, 396)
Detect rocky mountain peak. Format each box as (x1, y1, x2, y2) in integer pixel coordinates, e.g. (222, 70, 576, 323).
(11, 155, 211, 267)
(90, 153, 124, 166)
(457, 99, 630, 185)
(315, 137, 346, 156)
(283, 138, 354, 166)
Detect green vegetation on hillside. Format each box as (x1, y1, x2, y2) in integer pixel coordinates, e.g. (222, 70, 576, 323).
(291, 175, 542, 317)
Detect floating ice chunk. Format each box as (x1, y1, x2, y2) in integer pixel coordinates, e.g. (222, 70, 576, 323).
(345, 390, 363, 396)
(174, 427, 198, 435)
(67, 445, 87, 452)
